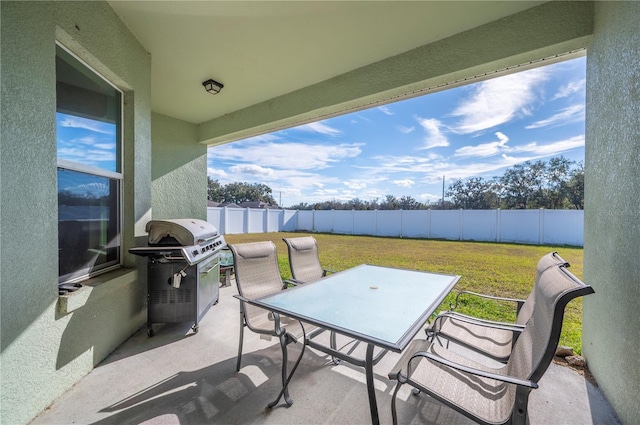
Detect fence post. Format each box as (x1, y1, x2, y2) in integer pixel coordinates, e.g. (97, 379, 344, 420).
(375, 209, 378, 237)
(352, 209, 355, 235)
(539, 208, 544, 245)
(331, 209, 335, 233)
(221, 206, 227, 234)
(496, 209, 501, 242)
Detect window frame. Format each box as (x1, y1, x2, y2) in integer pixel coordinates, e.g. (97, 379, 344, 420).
(56, 41, 125, 285)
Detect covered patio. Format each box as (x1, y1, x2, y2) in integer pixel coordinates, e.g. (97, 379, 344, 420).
(32, 281, 618, 425)
(2, 1, 639, 424)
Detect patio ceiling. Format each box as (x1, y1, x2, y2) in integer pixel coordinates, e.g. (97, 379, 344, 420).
(107, 1, 545, 126)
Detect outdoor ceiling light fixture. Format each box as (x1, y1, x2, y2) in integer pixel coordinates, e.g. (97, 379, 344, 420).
(202, 79, 224, 95)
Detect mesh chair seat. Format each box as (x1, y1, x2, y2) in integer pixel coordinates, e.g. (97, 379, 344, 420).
(430, 314, 517, 361)
(393, 340, 515, 424)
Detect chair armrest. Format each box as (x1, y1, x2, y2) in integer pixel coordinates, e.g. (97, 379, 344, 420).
(450, 290, 525, 311)
(283, 278, 302, 287)
(397, 350, 538, 389)
(430, 311, 525, 334)
(234, 294, 289, 335)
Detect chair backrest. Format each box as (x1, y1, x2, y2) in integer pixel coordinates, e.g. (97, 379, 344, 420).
(516, 251, 570, 325)
(507, 264, 594, 383)
(228, 241, 285, 330)
(283, 236, 325, 283)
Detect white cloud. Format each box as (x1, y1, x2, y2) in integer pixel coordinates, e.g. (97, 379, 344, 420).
(551, 78, 586, 100)
(210, 141, 362, 170)
(57, 114, 115, 135)
(454, 131, 510, 158)
(297, 121, 342, 136)
(450, 68, 548, 134)
(65, 182, 110, 197)
(416, 118, 449, 149)
(366, 153, 443, 175)
(344, 181, 367, 190)
(394, 179, 415, 188)
(397, 125, 415, 134)
(57, 144, 116, 166)
(93, 143, 116, 150)
(378, 106, 394, 115)
(525, 104, 585, 129)
(207, 168, 227, 178)
(509, 135, 585, 156)
(229, 164, 274, 176)
(418, 192, 443, 202)
(314, 188, 339, 197)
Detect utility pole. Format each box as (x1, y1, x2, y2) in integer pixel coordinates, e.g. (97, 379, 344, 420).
(442, 175, 445, 208)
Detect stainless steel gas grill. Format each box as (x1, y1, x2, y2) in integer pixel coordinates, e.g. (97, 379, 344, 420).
(129, 219, 226, 337)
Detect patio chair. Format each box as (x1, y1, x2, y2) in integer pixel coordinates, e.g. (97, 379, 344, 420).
(282, 236, 335, 284)
(389, 263, 594, 425)
(282, 235, 363, 364)
(229, 240, 315, 405)
(426, 251, 568, 362)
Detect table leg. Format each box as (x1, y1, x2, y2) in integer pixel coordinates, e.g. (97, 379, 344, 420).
(365, 343, 380, 425)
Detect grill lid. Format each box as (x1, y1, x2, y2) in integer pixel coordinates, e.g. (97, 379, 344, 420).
(146, 219, 219, 246)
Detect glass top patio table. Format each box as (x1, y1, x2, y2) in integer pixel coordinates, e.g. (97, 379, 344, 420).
(252, 264, 460, 352)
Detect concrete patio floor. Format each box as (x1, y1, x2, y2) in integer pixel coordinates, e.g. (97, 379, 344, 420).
(33, 281, 620, 425)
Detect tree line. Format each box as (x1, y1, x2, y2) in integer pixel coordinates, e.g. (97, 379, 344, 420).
(208, 156, 584, 211)
(207, 178, 277, 205)
(446, 156, 583, 210)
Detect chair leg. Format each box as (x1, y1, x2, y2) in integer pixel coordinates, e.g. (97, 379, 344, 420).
(391, 380, 403, 425)
(279, 332, 293, 406)
(237, 314, 245, 372)
(512, 386, 532, 425)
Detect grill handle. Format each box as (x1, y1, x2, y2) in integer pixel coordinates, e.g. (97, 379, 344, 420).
(197, 235, 219, 244)
(201, 260, 220, 275)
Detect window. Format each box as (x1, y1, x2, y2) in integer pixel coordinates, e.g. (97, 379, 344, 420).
(56, 44, 122, 284)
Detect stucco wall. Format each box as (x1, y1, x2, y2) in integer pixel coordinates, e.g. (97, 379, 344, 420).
(0, 2, 151, 423)
(583, 2, 640, 424)
(151, 113, 207, 220)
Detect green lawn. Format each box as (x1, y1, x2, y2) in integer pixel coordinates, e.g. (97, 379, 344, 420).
(224, 232, 585, 354)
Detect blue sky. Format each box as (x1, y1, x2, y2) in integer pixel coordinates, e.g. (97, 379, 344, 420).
(213, 56, 586, 207)
(57, 113, 118, 173)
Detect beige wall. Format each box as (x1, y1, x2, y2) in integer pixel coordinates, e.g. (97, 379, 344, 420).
(584, 2, 640, 424)
(0, 2, 151, 423)
(151, 113, 207, 220)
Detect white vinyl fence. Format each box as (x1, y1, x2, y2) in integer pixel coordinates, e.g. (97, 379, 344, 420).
(207, 207, 584, 246)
